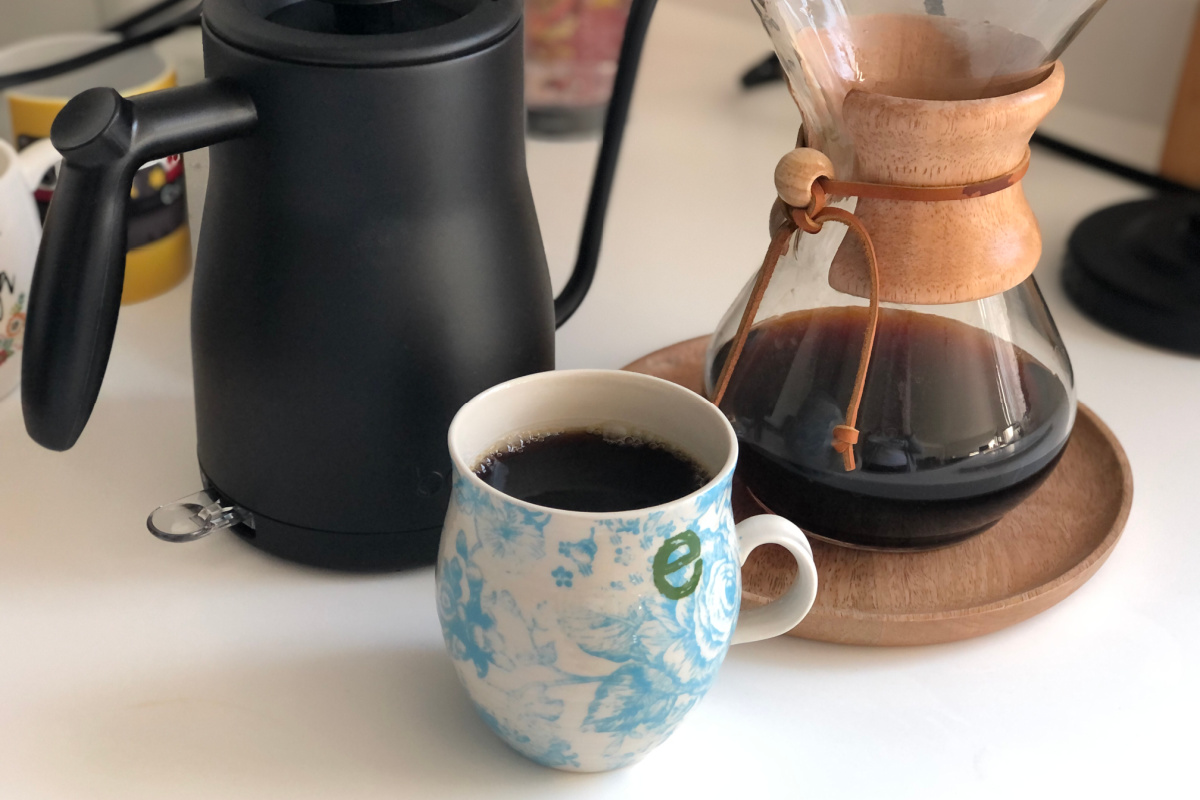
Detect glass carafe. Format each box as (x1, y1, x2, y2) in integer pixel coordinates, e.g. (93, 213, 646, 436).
(707, 0, 1107, 551)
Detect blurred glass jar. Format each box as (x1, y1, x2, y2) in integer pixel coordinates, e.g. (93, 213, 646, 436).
(525, 0, 632, 136)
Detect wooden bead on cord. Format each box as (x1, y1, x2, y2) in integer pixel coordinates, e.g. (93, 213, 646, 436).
(774, 147, 835, 209)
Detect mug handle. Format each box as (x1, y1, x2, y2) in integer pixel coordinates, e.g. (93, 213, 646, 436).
(731, 514, 819, 644)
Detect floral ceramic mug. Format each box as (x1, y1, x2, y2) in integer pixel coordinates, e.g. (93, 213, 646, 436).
(436, 369, 819, 772)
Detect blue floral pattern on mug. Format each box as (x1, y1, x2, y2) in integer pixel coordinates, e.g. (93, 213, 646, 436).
(437, 468, 740, 772)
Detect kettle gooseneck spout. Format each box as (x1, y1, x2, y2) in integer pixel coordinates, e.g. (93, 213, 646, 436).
(552, 0, 657, 327)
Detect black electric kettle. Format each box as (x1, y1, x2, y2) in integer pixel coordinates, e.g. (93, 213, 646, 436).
(22, 0, 657, 570)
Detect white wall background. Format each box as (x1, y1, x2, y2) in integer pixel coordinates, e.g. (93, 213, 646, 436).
(1, 0, 1196, 164)
(1064, 0, 1197, 125)
(685, 0, 1200, 167)
(0, 0, 99, 44)
(95, 0, 162, 24)
(0, 0, 192, 44)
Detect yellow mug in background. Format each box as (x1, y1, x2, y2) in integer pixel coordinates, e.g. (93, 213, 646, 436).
(0, 33, 191, 305)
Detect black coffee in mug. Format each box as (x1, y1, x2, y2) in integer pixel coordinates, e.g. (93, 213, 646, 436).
(474, 429, 712, 512)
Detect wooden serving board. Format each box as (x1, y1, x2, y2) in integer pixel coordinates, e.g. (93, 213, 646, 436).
(624, 336, 1134, 646)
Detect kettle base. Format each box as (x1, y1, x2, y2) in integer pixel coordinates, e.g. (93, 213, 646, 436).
(202, 473, 441, 572)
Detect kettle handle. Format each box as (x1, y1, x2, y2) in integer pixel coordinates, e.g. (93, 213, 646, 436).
(22, 81, 257, 451)
(553, 0, 657, 327)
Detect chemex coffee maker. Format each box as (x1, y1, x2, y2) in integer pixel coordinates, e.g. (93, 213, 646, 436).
(708, 0, 1107, 552)
(22, 0, 654, 570)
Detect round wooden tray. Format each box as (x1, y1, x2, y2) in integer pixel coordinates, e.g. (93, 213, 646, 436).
(624, 336, 1134, 646)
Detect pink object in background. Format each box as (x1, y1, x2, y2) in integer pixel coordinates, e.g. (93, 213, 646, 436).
(525, 0, 632, 136)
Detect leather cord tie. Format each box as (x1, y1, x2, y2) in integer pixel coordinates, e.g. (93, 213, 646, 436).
(711, 147, 1032, 472)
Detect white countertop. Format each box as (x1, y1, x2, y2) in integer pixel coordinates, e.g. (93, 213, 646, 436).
(2, 2, 1197, 797)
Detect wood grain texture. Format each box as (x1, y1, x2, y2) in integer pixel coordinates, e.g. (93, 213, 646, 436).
(826, 64, 1064, 305)
(1161, 7, 1200, 187)
(624, 336, 1133, 647)
(774, 148, 834, 208)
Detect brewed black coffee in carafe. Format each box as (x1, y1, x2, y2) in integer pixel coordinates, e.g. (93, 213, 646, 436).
(708, 0, 1104, 550)
(713, 296, 1075, 550)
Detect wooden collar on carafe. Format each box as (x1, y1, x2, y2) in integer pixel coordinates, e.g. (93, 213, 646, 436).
(710, 143, 1034, 472)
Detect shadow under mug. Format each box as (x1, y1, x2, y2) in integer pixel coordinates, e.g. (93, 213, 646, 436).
(436, 369, 819, 772)
(0, 32, 191, 305)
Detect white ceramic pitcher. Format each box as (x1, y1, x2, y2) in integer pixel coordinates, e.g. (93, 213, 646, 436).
(0, 137, 59, 399)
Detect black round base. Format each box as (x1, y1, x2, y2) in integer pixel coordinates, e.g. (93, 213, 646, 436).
(527, 103, 607, 138)
(203, 472, 441, 572)
(1063, 196, 1200, 355)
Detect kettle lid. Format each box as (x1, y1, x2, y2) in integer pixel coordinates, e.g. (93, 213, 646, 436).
(204, 0, 521, 66)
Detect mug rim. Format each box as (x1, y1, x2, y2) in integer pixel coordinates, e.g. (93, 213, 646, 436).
(447, 369, 738, 520)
